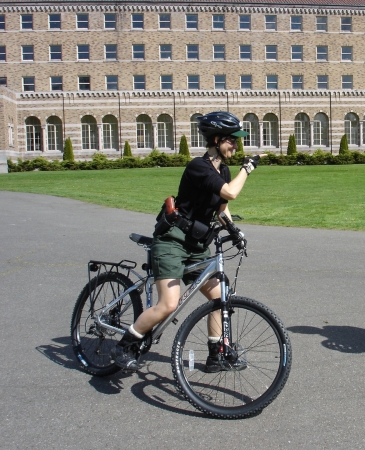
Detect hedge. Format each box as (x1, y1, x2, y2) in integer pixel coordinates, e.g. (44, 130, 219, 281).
(7, 150, 365, 173)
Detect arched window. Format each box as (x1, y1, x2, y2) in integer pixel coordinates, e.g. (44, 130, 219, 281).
(313, 113, 329, 147)
(81, 115, 98, 150)
(190, 114, 205, 148)
(262, 113, 278, 147)
(47, 116, 63, 151)
(136, 114, 153, 149)
(25, 117, 42, 151)
(344, 112, 359, 146)
(157, 114, 173, 149)
(242, 113, 259, 147)
(294, 113, 310, 146)
(102, 115, 118, 150)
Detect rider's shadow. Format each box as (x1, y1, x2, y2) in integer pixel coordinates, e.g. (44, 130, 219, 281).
(287, 325, 365, 353)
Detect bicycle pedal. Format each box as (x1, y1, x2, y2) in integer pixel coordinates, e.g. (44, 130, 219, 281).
(172, 318, 178, 325)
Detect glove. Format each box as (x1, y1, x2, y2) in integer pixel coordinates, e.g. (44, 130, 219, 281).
(240, 155, 260, 175)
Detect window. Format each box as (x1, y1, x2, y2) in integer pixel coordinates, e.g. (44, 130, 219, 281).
(313, 112, 329, 146)
(342, 75, 353, 89)
(0, 15, 5, 30)
(8, 124, 14, 147)
(22, 45, 34, 61)
(161, 75, 173, 90)
(103, 115, 118, 150)
(344, 112, 358, 145)
(291, 45, 303, 60)
(50, 76, 62, 91)
(294, 113, 310, 146)
(49, 45, 62, 61)
(77, 14, 88, 29)
(160, 44, 172, 59)
(187, 44, 199, 60)
(291, 16, 302, 31)
(187, 75, 199, 89)
(213, 44, 225, 60)
(316, 46, 328, 61)
(292, 75, 303, 89)
(214, 74, 226, 89)
(159, 14, 170, 29)
(78, 76, 90, 90)
(105, 44, 117, 60)
(239, 15, 250, 30)
(242, 113, 259, 147)
(317, 75, 328, 89)
(212, 15, 224, 30)
(186, 14, 198, 30)
(47, 116, 63, 151)
(104, 13, 116, 29)
(136, 114, 152, 149)
(266, 45, 277, 60)
(23, 76, 35, 91)
(266, 75, 278, 89)
(0, 77, 6, 86)
(157, 114, 173, 148)
(106, 75, 118, 90)
(132, 44, 144, 60)
(26, 117, 41, 151)
(240, 75, 252, 89)
(77, 45, 89, 60)
(190, 114, 205, 148)
(21, 15, 33, 30)
(82, 115, 98, 150)
(341, 46, 352, 61)
(265, 15, 277, 31)
(132, 14, 143, 29)
(341, 17, 352, 32)
(316, 16, 327, 32)
(263, 113, 278, 146)
(49, 14, 61, 29)
(133, 75, 145, 90)
(240, 45, 251, 60)
(0, 46, 5, 62)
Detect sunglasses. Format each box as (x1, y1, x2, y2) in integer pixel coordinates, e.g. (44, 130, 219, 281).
(223, 136, 239, 145)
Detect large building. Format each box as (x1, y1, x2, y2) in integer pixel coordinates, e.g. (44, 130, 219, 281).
(1, 0, 365, 160)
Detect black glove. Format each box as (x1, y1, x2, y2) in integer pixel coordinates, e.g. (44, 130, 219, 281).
(241, 155, 260, 175)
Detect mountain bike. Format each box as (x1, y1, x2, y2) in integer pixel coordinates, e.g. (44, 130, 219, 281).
(70, 213, 292, 419)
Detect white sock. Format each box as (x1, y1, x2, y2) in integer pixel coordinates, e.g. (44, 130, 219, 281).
(129, 324, 144, 339)
(208, 336, 220, 343)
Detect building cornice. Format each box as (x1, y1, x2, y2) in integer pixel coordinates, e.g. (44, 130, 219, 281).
(1, 4, 365, 14)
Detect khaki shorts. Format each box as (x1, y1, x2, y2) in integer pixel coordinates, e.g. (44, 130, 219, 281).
(151, 226, 211, 284)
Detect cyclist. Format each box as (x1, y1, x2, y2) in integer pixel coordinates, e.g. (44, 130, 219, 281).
(111, 111, 261, 372)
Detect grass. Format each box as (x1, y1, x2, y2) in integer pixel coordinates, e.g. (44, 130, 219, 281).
(1, 165, 364, 230)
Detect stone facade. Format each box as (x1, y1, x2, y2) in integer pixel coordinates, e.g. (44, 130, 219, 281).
(1, 1, 365, 159)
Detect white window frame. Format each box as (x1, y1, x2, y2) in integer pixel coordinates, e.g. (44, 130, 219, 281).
(186, 14, 198, 30)
(104, 13, 116, 29)
(49, 14, 61, 30)
(50, 76, 63, 91)
(76, 14, 89, 30)
(239, 15, 251, 30)
(159, 13, 171, 29)
(106, 75, 118, 90)
(49, 45, 62, 61)
(212, 14, 224, 30)
(240, 75, 252, 89)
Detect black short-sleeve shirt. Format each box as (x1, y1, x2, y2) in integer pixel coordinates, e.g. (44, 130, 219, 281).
(175, 152, 231, 225)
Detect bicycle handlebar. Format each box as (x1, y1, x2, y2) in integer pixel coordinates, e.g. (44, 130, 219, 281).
(219, 212, 246, 251)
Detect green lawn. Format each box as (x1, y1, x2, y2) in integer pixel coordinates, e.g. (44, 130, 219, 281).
(1, 165, 364, 230)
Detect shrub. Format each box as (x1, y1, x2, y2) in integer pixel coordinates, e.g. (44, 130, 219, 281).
(123, 141, 132, 157)
(287, 134, 297, 155)
(179, 135, 190, 157)
(236, 137, 244, 155)
(63, 137, 74, 162)
(339, 134, 349, 155)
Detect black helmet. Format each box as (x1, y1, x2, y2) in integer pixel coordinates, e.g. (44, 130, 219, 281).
(196, 111, 248, 139)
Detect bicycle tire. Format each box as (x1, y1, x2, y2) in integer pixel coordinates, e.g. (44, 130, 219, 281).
(71, 272, 143, 377)
(171, 296, 292, 419)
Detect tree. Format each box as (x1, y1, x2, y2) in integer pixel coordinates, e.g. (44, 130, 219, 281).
(63, 137, 74, 161)
(236, 137, 244, 156)
(179, 135, 190, 157)
(123, 141, 132, 157)
(287, 134, 297, 155)
(339, 134, 349, 155)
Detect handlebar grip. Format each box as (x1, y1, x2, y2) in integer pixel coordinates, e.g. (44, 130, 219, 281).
(219, 212, 241, 235)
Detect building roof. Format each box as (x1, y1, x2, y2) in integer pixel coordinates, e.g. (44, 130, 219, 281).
(1, 0, 365, 7)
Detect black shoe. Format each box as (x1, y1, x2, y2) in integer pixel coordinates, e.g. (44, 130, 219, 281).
(110, 330, 142, 371)
(204, 341, 247, 373)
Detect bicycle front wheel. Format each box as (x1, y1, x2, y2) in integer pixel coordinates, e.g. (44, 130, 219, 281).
(171, 296, 292, 419)
(71, 272, 143, 376)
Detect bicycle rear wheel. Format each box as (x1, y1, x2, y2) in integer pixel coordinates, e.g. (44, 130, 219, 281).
(71, 272, 143, 376)
(171, 296, 292, 419)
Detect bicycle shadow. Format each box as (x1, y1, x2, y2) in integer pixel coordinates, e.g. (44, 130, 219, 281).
(287, 325, 365, 353)
(36, 336, 80, 370)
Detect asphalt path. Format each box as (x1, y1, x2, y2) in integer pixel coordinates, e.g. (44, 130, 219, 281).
(0, 191, 364, 450)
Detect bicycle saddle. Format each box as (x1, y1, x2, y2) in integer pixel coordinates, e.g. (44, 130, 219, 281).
(129, 233, 153, 247)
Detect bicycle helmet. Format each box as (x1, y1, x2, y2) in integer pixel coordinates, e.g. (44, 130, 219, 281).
(196, 111, 248, 140)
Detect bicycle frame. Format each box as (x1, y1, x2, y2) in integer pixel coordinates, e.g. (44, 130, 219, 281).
(96, 234, 234, 346)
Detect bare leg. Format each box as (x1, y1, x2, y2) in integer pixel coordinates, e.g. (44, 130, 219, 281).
(133, 279, 180, 335)
(200, 278, 222, 337)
